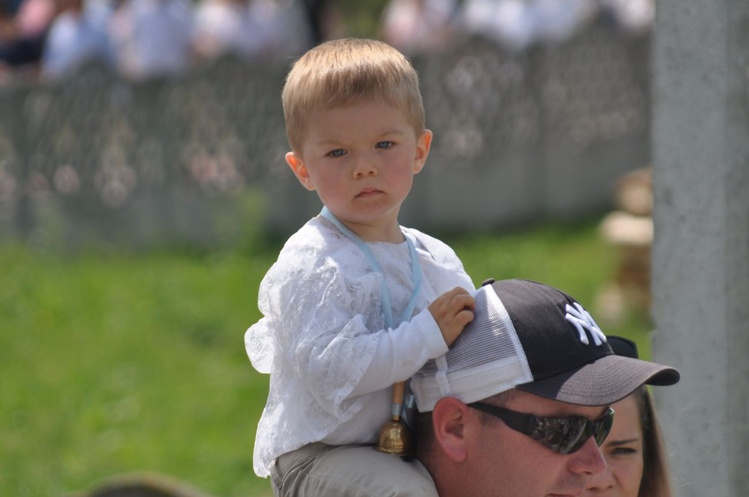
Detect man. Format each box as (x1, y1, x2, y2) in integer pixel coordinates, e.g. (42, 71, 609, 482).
(409, 278, 680, 497)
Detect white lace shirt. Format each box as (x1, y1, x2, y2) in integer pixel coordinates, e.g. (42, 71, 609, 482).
(245, 216, 475, 477)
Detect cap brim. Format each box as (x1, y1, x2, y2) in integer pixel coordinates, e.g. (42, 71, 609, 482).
(516, 355, 681, 406)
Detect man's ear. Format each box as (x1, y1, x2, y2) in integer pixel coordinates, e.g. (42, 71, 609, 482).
(431, 397, 471, 463)
(412, 129, 433, 175)
(286, 151, 315, 191)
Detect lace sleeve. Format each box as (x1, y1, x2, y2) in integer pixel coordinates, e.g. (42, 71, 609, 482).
(246, 224, 392, 414)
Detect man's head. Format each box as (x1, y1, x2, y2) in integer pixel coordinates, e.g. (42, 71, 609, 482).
(281, 38, 426, 153)
(411, 279, 680, 497)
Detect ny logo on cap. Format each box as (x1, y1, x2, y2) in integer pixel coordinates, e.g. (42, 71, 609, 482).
(565, 303, 606, 346)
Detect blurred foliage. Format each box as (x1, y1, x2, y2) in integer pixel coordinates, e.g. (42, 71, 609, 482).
(331, 0, 390, 38)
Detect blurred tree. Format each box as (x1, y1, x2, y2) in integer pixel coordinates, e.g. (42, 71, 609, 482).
(330, 0, 389, 38)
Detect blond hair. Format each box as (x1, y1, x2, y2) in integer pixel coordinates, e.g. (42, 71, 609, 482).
(281, 38, 426, 152)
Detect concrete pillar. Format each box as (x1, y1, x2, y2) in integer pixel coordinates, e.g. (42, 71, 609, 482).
(651, 1, 749, 496)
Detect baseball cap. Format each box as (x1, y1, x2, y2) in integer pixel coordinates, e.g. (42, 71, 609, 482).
(411, 279, 680, 412)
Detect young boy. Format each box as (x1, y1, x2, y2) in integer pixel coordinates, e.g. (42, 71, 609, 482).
(245, 38, 475, 496)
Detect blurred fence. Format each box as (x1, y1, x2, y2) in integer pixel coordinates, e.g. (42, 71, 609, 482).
(0, 21, 651, 250)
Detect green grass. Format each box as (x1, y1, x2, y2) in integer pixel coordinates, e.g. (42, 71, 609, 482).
(0, 218, 652, 496)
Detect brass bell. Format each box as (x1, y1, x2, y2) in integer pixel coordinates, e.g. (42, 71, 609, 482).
(375, 381, 414, 456)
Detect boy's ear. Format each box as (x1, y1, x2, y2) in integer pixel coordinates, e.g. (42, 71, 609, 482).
(286, 151, 316, 191)
(413, 129, 433, 175)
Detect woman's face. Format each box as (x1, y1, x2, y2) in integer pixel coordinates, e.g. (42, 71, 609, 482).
(583, 394, 644, 497)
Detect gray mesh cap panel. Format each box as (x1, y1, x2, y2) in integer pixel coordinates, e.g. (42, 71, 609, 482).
(411, 285, 532, 412)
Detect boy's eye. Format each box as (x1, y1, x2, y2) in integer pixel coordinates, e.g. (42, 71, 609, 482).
(327, 149, 346, 158)
(376, 141, 394, 149)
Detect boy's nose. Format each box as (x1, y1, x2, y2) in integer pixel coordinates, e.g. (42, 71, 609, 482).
(353, 157, 377, 178)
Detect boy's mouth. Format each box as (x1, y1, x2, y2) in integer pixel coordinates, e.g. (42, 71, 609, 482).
(357, 187, 381, 198)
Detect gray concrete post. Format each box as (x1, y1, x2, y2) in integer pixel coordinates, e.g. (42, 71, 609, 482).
(652, 1, 749, 496)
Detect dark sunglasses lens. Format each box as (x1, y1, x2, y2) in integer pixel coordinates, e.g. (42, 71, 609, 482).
(594, 409, 614, 446)
(531, 418, 587, 455)
(533, 409, 614, 455)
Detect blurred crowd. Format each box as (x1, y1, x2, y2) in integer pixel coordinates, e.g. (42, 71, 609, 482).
(0, 0, 654, 85)
(0, 0, 337, 83)
(379, 0, 655, 55)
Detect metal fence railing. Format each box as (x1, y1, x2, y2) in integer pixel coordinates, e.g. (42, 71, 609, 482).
(0, 21, 652, 250)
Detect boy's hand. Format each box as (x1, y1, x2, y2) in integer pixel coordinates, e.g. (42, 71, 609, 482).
(428, 287, 475, 347)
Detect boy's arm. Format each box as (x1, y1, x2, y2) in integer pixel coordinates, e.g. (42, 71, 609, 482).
(346, 288, 474, 398)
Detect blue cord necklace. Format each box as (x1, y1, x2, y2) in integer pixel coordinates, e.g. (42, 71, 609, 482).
(319, 206, 423, 331)
(320, 205, 421, 428)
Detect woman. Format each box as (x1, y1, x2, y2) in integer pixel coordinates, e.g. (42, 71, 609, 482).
(584, 336, 675, 497)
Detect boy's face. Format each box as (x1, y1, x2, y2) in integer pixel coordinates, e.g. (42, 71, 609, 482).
(286, 99, 432, 242)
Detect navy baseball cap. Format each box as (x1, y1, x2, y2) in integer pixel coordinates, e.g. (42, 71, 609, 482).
(411, 279, 680, 411)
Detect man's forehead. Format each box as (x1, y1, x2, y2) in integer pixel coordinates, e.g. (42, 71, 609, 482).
(505, 389, 610, 419)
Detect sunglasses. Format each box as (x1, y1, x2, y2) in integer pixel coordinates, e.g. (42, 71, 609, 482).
(469, 402, 614, 455)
